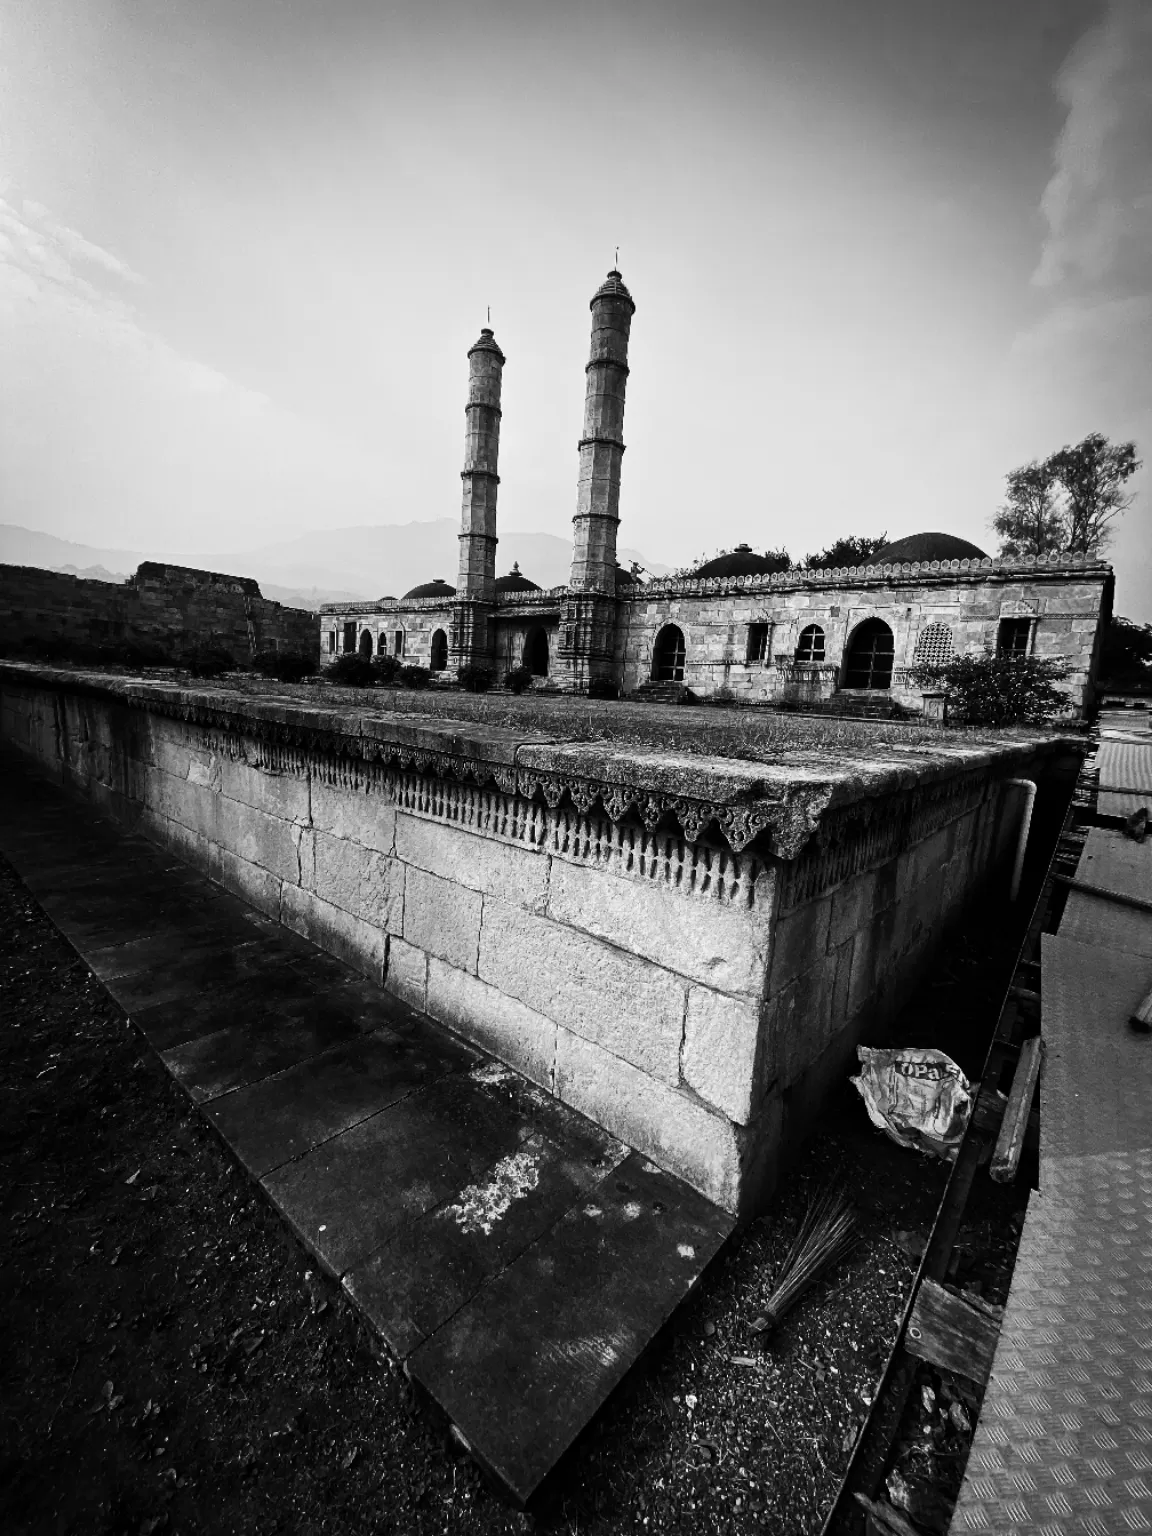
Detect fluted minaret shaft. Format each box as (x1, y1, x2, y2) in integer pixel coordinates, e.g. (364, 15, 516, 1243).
(568, 272, 635, 594)
(451, 327, 504, 667)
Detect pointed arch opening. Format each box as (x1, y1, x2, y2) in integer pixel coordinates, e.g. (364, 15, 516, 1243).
(429, 629, 448, 672)
(652, 624, 686, 682)
(843, 618, 895, 689)
(523, 625, 549, 677)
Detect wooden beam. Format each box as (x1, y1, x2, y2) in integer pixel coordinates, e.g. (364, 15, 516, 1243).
(905, 1278, 1001, 1385)
(991, 1035, 1043, 1183)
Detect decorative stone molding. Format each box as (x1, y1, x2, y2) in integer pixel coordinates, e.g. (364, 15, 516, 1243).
(0, 663, 1079, 862)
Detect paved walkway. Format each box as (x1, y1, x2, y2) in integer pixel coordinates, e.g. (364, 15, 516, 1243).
(0, 751, 732, 1505)
(951, 720, 1152, 1534)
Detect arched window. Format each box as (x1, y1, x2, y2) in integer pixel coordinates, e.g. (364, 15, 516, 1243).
(358, 629, 374, 658)
(652, 624, 686, 682)
(843, 618, 895, 689)
(523, 626, 549, 677)
(914, 622, 953, 666)
(429, 629, 448, 672)
(795, 624, 825, 662)
(394, 629, 405, 658)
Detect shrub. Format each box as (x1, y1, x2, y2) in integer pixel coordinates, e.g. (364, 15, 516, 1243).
(183, 645, 235, 679)
(457, 664, 495, 693)
(371, 653, 401, 685)
(253, 650, 318, 684)
(586, 675, 621, 700)
(329, 653, 376, 687)
(913, 653, 1071, 726)
(398, 664, 431, 690)
(504, 665, 533, 694)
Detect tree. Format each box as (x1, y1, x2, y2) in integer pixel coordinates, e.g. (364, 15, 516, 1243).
(913, 654, 1071, 726)
(804, 533, 888, 570)
(991, 461, 1063, 558)
(1048, 432, 1141, 553)
(992, 433, 1141, 557)
(1099, 616, 1152, 689)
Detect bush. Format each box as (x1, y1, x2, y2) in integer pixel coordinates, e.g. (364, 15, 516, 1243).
(398, 664, 431, 690)
(183, 645, 235, 679)
(913, 653, 1071, 726)
(586, 676, 621, 700)
(329, 653, 376, 687)
(457, 664, 495, 693)
(504, 665, 533, 694)
(253, 650, 318, 684)
(371, 654, 401, 685)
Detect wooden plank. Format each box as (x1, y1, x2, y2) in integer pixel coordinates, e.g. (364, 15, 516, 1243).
(904, 1277, 1000, 1385)
(991, 1035, 1044, 1183)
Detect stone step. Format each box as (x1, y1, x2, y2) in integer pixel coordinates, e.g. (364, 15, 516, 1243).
(632, 681, 693, 705)
(0, 751, 733, 1507)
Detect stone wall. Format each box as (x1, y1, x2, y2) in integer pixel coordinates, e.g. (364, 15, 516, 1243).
(0, 563, 316, 666)
(0, 665, 1080, 1214)
(619, 554, 1112, 713)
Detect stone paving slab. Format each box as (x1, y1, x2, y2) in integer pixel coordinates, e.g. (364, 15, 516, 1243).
(0, 749, 734, 1504)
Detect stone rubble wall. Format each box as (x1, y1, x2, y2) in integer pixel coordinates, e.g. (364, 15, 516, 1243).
(0, 563, 316, 666)
(0, 674, 1076, 1215)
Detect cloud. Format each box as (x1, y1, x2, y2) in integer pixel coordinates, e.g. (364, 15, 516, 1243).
(1033, 0, 1152, 294)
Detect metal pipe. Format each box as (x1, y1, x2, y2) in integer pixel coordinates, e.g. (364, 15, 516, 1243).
(1006, 778, 1037, 902)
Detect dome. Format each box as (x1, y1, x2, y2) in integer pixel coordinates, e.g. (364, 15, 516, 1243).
(402, 578, 456, 600)
(494, 562, 540, 594)
(467, 327, 505, 360)
(867, 532, 988, 565)
(692, 544, 791, 580)
(591, 269, 635, 310)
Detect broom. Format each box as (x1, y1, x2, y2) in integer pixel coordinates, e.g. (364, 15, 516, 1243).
(751, 1179, 860, 1335)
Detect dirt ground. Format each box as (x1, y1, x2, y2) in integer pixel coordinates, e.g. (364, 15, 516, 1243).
(0, 848, 1028, 1536)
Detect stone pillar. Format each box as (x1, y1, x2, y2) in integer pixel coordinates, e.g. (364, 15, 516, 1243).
(451, 327, 505, 670)
(559, 271, 635, 690)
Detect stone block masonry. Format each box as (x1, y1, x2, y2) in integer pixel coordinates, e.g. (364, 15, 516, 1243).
(0, 562, 316, 667)
(0, 663, 1082, 1214)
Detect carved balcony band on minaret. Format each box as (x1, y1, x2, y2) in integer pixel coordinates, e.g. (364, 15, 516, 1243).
(451, 327, 505, 670)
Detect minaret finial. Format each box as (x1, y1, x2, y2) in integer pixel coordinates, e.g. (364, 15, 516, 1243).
(614, 245, 619, 268)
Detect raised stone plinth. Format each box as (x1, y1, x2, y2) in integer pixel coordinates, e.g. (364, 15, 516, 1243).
(0, 663, 1082, 1214)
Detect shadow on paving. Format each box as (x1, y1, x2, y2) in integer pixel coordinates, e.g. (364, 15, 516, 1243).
(0, 758, 1028, 1535)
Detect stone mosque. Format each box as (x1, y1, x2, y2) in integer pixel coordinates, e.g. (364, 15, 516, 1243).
(320, 271, 1112, 715)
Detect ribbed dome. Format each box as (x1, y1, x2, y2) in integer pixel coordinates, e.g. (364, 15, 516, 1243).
(692, 544, 791, 580)
(467, 327, 504, 360)
(867, 533, 988, 565)
(591, 269, 635, 309)
(402, 578, 456, 600)
(494, 562, 540, 594)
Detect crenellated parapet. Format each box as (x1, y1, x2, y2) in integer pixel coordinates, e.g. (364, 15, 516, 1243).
(634, 551, 1113, 602)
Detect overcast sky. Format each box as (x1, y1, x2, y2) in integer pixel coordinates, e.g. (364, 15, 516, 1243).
(1, 0, 1149, 617)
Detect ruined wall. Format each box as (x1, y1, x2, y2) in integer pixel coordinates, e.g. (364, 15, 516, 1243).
(0, 563, 316, 666)
(0, 668, 1076, 1214)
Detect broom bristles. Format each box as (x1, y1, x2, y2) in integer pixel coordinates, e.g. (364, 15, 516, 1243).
(762, 1180, 859, 1327)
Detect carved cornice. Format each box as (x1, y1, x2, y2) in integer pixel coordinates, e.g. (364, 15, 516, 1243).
(631, 552, 1112, 602)
(0, 662, 1079, 859)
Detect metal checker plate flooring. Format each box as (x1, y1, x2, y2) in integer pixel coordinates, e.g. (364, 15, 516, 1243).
(1057, 828, 1152, 959)
(951, 830, 1152, 1533)
(1096, 739, 1152, 820)
(0, 752, 733, 1505)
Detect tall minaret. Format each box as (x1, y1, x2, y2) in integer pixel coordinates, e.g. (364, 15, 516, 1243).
(560, 270, 636, 689)
(450, 326, 505, 670)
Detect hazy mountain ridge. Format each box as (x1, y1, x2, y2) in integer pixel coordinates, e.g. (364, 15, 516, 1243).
(0, 522, 669, 611)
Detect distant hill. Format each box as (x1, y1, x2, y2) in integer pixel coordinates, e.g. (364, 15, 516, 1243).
(0, 521, 669, 608)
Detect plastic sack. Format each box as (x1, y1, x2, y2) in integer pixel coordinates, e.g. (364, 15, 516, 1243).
(850, 1045, 972, 1159)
